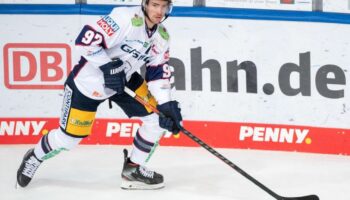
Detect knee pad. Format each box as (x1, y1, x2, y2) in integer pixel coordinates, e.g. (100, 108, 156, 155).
(138, 113, 165, 142)
(48, 128, 82, 150)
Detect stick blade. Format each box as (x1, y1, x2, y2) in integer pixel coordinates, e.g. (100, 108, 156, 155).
(282, 194, 319, 200)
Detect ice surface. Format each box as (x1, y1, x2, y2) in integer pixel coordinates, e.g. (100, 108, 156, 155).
(2, 145, 350, 200)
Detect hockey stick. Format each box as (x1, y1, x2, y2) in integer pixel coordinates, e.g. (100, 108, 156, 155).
(124, 87, 319, 200)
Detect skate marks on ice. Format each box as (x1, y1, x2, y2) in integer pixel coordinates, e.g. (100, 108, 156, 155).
(1, 145, 350, 200)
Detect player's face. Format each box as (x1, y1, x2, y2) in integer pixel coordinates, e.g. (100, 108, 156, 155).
(145, 0, 169, 28)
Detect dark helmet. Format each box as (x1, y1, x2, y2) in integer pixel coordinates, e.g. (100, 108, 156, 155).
(141, 0, 173, 22)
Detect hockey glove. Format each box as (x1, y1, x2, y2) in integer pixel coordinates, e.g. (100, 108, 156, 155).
(157, 101, 182, 134)
(99, 59, 126, 94)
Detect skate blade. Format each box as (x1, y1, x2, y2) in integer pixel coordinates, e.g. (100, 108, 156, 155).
(15, 181, 20, 189)
(120, 179, 165, 190)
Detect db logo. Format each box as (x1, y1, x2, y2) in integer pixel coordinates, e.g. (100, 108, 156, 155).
(4, 43, 72, 89)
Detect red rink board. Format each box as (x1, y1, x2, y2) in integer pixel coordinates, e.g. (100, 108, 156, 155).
(0, 118, 349, 155)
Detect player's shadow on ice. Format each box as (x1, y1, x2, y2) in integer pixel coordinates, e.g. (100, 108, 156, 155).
(30, 177, 121, 190)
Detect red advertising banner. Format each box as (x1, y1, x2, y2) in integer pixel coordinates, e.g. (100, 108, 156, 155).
(0, 118, 349, 155)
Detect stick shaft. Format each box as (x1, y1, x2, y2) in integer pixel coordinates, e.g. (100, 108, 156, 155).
(123, 87, 318, 200)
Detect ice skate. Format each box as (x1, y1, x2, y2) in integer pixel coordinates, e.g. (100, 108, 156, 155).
(16, 148, 42, 188)
(121, 149, 164, 190)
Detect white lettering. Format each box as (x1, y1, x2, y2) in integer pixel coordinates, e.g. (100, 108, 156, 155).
(279, 128, 294, 143)
(0, 120, 46, 136)
(15, 121, 30, 136)
(239, 126, 254, 140)
(106, 122, 142, 137)
(106, 122, 120, 137)
(295, 129, 309, 143)
(265, 127, 279, 142)
(131, 123, 140, 137)
(253, 127, 265, 142)
(0, 121, 15, 136)
(239, 126, 309, 144)
(120, 123, 132, 137)
(32, 121, 46, 135)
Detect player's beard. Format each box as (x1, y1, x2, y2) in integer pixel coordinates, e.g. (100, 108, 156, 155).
(147, 14, 163, 27)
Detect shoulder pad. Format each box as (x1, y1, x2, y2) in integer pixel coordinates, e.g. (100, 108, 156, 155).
(158, 26, 170, 41)
(131, 14, 144, 27)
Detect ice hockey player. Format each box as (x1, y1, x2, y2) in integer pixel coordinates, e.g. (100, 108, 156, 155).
(17, 0, 182, 190)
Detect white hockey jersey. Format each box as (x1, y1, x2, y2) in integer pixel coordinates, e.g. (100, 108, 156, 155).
(73, 6, 172, 104)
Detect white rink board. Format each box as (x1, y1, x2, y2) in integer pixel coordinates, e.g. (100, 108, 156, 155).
(87, 0, 141, 5)
(323, 0, 350, 13)
(162, 17, 350, 128)
(86, 0, 194, 6)
(0, 13, 349, 129)
(205, 0, 312, 11)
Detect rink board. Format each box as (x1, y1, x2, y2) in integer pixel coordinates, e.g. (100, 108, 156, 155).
(0, 118, 349, 155)
(0, 5, 349, 155)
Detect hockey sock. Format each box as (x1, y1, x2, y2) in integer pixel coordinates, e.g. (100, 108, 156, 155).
(33, 129, 82, 160)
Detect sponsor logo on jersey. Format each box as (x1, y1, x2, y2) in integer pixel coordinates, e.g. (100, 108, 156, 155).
(60, 85, 73, 129)
(97, 15, 120, 36)
(131, 14, 143, 27)
(0, 120, 47, 136)
(239, 125, 310, 144)
(65, 108, 96, 136)
(69, 118, 93, 127)
(125, 39, 150, 48)
(92, 91, 103, 97)
(120, 44, 151, 63)
(125, 39, 145, 45)
(151, 44, 160, 55)
(158, 26, 169, 41)
(86, 48, 103, 56)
